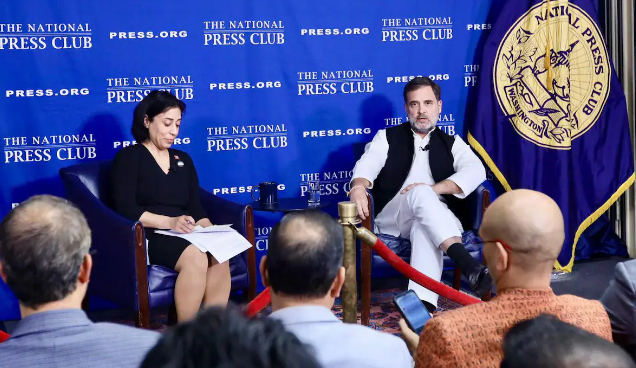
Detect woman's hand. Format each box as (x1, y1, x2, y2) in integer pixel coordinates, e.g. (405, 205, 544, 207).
(170, 215, 196, 233)
(197, 218, 214, 228)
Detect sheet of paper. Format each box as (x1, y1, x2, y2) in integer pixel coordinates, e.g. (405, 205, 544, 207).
(156, 224, 234, 236)
(154, 228, 252, 263)
(192, 224, 234, 233)
(155, 229, 208, 252)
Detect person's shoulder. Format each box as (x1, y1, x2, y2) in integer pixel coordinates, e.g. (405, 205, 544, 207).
(342, 322, 408, 347)
(556, 294, 608, 312)
(384, 123, 409, 135)
(113, 143, 144, 161)
(431, 126, 459, 143)
(169, 147, 193, 161)
(369, 128, 387, 139)
(93, 322, 161, 342)
(374, 125, 403, 144)
(614, 259, 636, 281)
(426, 301, 492, 330)
(554, 294, 612, 336)
(553, 295, 612, 327)
(337, 324, 412, 365)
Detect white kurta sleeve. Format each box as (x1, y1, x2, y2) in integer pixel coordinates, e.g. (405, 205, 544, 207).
(447, 135, 486, 199)
(350, 129, 389, 189)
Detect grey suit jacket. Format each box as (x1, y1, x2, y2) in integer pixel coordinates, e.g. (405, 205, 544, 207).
(270, 305, 413, 368)
(0, 309, 160, 368)
(601, 259, 636, 358)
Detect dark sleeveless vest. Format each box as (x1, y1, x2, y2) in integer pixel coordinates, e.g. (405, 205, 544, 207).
(371, 122, 470, 228)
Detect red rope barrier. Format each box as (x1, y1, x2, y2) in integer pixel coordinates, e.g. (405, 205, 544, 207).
(244, 232, 483, 317)
(0, 330, 9, 343)
(245, 287, 271, 317)
(370, 237, 481, 306)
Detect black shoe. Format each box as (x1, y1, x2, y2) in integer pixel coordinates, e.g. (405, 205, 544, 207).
(421, 300, 437, 314)
(467, 264, 493, 298)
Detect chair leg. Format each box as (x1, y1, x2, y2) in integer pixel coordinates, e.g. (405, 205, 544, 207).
(247, 247, 257, 301)
(361, 244, 372, 326)
(134, 223, 151, 329)
(167, 304, 178, 326)
(135, 308, 150, 329)
(246, 206, 257, 301)
(453, 267, 462, 290)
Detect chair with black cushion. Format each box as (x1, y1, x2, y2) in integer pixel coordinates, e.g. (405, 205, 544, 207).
(59, 160, 257, 328)
(358, 184, 490, 326)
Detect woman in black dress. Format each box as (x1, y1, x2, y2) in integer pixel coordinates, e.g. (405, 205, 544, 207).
(110, 90, 230, 322)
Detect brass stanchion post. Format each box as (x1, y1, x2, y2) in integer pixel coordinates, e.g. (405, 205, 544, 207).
(338, 201, 359, 324)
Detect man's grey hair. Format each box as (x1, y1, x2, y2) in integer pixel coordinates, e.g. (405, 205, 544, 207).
(0, 195, 91, 309)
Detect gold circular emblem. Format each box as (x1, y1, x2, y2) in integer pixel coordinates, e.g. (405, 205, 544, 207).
(494, 2, 611, 149)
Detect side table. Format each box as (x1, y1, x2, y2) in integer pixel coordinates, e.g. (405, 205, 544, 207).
(248, 197, 331, 214)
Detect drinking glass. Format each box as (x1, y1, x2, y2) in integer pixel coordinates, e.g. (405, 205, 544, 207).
(307, 179, 321, 205)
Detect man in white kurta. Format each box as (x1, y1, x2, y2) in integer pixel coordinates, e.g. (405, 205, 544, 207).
(349, 77, 491, 310)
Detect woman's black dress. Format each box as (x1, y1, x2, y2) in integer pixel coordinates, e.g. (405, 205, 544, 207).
(110, 144, 207, 269)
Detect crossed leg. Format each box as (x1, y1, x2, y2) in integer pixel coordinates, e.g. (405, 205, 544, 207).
(396, 185, 462, 306)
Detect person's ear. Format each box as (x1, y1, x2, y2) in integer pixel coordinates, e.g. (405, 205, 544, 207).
(78, 253, 92, 284)
(259, 256, 270, 287)
(495, 242, 509, 274)
(144, 115, 150, 128)
(330, 267, 346, 298)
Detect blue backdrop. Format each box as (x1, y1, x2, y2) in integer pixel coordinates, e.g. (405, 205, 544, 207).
(1, 0, 577, 320)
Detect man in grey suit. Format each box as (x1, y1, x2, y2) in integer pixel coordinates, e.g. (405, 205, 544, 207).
(601, 259, 636, 360)
(262, 210, 413, 368)
(0, 195, 160, 367)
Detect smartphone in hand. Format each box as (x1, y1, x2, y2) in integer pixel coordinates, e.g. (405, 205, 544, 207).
(393, 289, 433, 335)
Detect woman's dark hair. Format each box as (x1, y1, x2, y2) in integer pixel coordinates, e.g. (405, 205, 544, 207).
(132, 90, 186, 143)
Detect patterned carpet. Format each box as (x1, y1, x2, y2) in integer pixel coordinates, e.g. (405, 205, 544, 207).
(330, 289, 465, 335)
(113, 287, 467, 335)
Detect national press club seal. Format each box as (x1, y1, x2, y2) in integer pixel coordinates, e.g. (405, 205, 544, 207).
(493, 2, 610, 150)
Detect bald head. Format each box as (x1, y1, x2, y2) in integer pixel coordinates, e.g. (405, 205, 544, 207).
(0, 195, 91, 308)
(480, 189, 564, 268)
(266, 210, 343, 298)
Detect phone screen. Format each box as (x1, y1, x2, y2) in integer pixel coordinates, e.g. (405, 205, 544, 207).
(394, 291, 432, 335)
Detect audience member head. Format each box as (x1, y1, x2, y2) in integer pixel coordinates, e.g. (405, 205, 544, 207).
(260, 210, 345, 309)
(131, 90, 186, 149)
(479, 189, 564, 289)
(140, 305, 321, 368)
(403, 76, 442, 134)
(0, 195, 92, 314)
(501, 314, 636, 368)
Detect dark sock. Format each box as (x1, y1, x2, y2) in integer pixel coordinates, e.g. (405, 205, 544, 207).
(446, 242, 482, 276)
(422, 300, 437, 314)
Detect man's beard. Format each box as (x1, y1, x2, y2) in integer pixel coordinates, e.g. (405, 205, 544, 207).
(409, 116, 436, 134)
